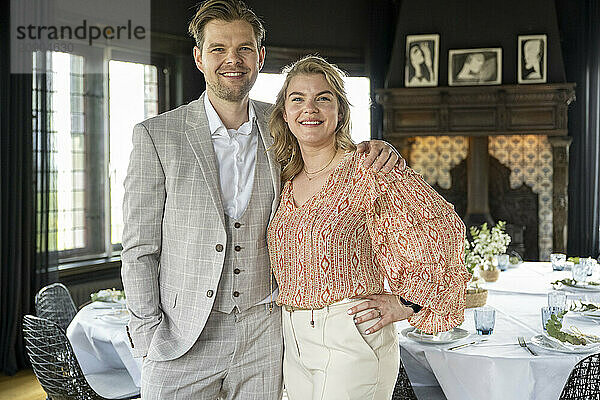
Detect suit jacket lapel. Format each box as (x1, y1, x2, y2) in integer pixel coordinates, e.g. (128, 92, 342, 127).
(252, 100, 281, 217)
(184, 95, 226, 228)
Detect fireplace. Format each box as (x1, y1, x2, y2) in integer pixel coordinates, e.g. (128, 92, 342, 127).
(376, 84, 575, 259)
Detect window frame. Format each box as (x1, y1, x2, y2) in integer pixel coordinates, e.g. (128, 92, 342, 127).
(34, 47, 173, 265)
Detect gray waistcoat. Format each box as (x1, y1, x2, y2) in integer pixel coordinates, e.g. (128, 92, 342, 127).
(213, 126, 275, 313)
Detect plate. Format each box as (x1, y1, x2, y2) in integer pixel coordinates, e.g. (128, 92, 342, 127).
(99, 312, 129, 325)
(570, 311, 600, 321)
(582, 310, 600, 318)
(530, 334, 600, 354)
(401, 327, 470, 344)
(556, 282, 600, 292)
(90, 301, 125, 309)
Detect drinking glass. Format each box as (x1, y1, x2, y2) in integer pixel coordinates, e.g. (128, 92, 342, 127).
(564, 261, 574, 271)
(551, 253, 566, 271)
(581, 257, 597, 277)
(495, 254, 509, 271)
(541, 306, 564, 331)
(572, 262, 588, 282)
(547, 290, 567, 309)
(585, 292, 600, 304)
(474, 306, 496, 335)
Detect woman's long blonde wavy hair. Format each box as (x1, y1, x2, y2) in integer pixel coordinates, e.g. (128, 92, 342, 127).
(269, 55, 356, 182)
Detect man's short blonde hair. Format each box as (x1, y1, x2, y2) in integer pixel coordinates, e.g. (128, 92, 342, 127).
(188, 0, 265, 49)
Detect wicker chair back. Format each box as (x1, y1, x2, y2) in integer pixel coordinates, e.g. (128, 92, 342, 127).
(391, 358, 419, 400)
(559, 352, 600, 400)
(22, 314, 107, 400)
(35, 283, 78, 331)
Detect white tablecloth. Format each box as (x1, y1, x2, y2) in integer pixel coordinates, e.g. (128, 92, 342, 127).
(67, 303, 142, 398)
(397, 262, 600, 400)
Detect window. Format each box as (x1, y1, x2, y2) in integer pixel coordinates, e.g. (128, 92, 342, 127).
(33, 51, 160, 262)
(109, 61, 158, 245)
(33, 51, 86, 253)
(249, 73, 371, 143)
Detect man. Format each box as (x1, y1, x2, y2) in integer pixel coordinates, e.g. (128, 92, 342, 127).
(523, 39, 543, 80)
(121, 1, 406, 398)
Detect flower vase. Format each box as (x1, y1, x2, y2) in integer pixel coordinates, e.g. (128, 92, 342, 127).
(480, 268, 500, 282)
(465, 287, 488, 308)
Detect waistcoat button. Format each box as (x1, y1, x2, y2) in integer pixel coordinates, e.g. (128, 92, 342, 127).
(233, 291, 240, 297)
(234, 222, 241, 228)
(233, 268, 241, 274)
(206, 290, 214, 298)
(215, 244, 224, 252)
(234, 245, 242, 252)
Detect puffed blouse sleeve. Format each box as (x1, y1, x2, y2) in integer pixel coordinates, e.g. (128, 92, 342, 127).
(363, 164, 472, 333)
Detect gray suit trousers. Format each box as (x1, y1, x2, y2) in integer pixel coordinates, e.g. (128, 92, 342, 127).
(141, 304, 283, 400)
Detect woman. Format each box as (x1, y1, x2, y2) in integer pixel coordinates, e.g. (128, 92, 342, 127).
(456, 52, 485, 81)
(267, 56, 470, 400)
(408, 43, 433, 85)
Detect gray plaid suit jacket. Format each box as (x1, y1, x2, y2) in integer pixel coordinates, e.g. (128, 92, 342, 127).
(121, 95, 281, 361)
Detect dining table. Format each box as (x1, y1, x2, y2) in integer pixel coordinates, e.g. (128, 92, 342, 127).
(66, 301, 141, 399)
(395, 261, 600, 400)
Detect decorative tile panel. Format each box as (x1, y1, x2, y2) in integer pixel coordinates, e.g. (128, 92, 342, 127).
(410, 135, 553, 260)
(489, 135, 553, 260)
(410, 136, 468, 189)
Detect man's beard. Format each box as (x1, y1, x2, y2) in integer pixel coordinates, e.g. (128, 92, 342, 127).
(206, 76, 253, 102)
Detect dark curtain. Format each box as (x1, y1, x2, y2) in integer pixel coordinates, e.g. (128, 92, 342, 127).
(557, 0, 600, 258)
(1, 1, 56, 374)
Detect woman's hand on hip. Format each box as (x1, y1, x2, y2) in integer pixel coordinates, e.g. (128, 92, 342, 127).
(347, 294, 414, 334)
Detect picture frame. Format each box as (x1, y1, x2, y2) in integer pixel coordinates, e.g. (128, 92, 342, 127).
(518, 34, 547, 84)
(405, 34, 439, 87)
(448, 48, 502, 86)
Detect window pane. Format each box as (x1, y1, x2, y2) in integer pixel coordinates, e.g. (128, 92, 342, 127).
(249, 73, 371, 143)
(33, 51, 87, 252)
(109, 61, 158, 245)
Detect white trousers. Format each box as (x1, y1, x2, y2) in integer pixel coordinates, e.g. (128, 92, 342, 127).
(282, 299, 399, 400)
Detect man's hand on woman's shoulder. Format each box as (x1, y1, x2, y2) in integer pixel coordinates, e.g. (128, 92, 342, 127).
(356, 140, 406, 173)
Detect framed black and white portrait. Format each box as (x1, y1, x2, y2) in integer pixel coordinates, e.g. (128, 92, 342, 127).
(448, 48, 502, 86)
(518, 34, 547, 84)
(405, 34, 439, 87)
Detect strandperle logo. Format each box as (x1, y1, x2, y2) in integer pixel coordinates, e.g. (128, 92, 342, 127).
(15, 19, 146, 46)
(11, 0, 151, 73)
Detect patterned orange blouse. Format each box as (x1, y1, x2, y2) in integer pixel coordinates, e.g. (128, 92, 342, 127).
(267, 151, 471, 333)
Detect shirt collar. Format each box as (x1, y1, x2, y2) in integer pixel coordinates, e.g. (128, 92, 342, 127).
(204, 92, 256, 137)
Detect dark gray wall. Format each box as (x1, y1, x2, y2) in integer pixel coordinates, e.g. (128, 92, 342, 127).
(386, 0, 567, 87)
(151, 0, 370, 50)
(150, 0, 396, 105)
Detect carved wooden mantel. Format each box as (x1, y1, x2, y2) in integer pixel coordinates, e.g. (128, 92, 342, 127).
(376, 83, 576, 254)
(376, 84, 575, 137)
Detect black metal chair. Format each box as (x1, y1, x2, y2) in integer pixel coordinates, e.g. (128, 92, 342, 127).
(559, 352, 600, 399)
(392, 358, 418, 400)
(22, 315, 139, 400)
(35, 283, 78, 331)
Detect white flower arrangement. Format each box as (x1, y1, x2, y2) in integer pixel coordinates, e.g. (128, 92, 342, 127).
(91, 288, 125, 303)
(465, 221, 512, 274)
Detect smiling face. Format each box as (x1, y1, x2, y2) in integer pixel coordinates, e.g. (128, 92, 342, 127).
(283, 73, 341, 149)
(193, 19, 265, 103)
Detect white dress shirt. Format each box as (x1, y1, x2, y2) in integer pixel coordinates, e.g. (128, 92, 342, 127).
(204, 93, 258, 220)
(204, 94, 278, 305)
